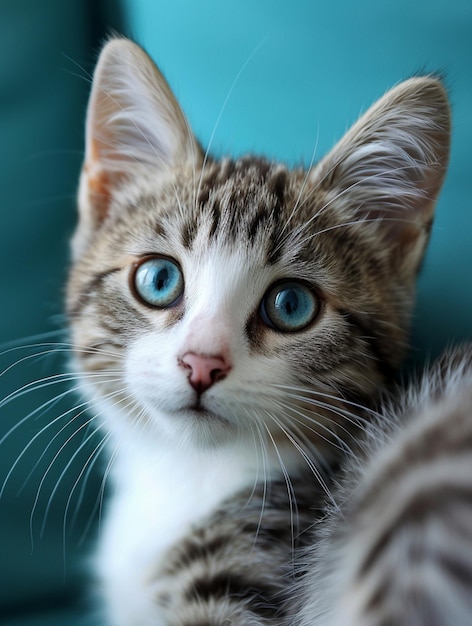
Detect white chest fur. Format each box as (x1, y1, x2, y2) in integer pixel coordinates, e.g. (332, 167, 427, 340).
(96, 438, 276, 625)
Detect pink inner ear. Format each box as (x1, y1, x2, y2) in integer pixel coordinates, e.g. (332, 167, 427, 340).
(83, 164, 111, 223)
(83, 136, 127, 225)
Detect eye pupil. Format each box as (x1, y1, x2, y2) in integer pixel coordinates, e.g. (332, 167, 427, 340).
(276, 290, 298, 316)
(133, 257, 184, 308)
(261, 281, 319, 332)
(156, 268, 168, 291)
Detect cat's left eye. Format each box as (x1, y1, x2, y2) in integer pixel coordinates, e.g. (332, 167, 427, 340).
(260, 281, 320, 332)
(131, 256, 184, 308)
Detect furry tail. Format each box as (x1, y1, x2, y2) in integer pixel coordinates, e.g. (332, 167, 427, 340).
(296, 346, 472, 626)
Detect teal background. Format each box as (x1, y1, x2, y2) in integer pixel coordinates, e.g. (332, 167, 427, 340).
(1, 1, 471, 624)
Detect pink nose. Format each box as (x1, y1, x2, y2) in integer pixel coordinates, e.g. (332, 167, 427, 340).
(179, 352, 231, 394)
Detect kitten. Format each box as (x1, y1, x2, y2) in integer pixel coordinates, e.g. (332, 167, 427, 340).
(68, 38, 452, 624)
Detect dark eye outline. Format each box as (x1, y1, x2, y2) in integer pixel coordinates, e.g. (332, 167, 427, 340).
(260, 280, 321, 333)
(130, 255, 184, 309)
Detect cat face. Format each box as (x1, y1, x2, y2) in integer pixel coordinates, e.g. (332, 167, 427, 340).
(67, 39, 450, 452)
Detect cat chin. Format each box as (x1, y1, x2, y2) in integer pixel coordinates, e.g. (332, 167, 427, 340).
(177, 405, 228, 423)
(111, 397, 237, 450)
(160, 406, 235, 449)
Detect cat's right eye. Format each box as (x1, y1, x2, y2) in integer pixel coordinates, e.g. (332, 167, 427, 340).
(131, 256, 184, 308)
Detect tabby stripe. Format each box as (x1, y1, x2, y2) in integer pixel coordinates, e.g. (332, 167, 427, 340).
(179, 619, 233, 626)
(68, 267, 122, 318)
(358, 429, 472, 518)
(363, 576, 389, 616)
(185, 573, 286, 618)
(363, 553, 472, 618)
(99, 316, 130, 337)
(181, 218, 198, 249)
(246, 208, 268, 240)
(267, 167, 287, 210)
(245, 312, 266, 352)
(162, 534, 228, 576)
(266, 231, 283, 265)
(339, 310, 398, 381)
(78, 341, 125, 359)
(436, 551, 472, 590)
(358, 485, 472, 578)
(208, 198, 221, 240)
(196, 166, 220, 207)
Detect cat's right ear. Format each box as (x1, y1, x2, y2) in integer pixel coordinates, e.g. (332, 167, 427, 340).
(75, 38, 201, 258)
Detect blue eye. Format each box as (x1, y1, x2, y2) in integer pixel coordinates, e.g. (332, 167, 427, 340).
(261, 281, 319, 332)
(132, 257, 184, 308)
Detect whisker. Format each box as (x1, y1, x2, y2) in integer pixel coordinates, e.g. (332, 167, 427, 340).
(178, 111, 199, 212)
(265, 410, 339, 513)
(0, 371, 123, 449)
(290, 406, 359, 457)
(246, 415, 269, 551)
(29, 412, 97, 551)
(75, 398, 149, 546)
(0, 378, 84, 449)
(296, 215, 418, 250)
(269, 393, 359, 456)
(5, 387, 100, 500)
(36, 387, 134, 542)
(301, 161, 420, 229)
(75, 425, 128, 549)
(271, 383, 382, 422)
(280, 129, 320, 236)
(195, 37, 267, 207)
(282, 392, 371, 434)
(0, 345, 65, 375)
(61, 428, 109, 571)
(0, 329, 66, 352)
(271, 385, 393, 451)
(0, 342, 123, 379)
(68, 430, 111, 536)
(61, 52, 94, 87)
(261, 415, 298, 563)
(15, 375, 122, 496)
(274, 162, 423, 257)
(269, 148, 352, 256)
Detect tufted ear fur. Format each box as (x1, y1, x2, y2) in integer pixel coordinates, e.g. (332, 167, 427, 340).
(309, 77, 451, 276)
(74, 38, 201, 258)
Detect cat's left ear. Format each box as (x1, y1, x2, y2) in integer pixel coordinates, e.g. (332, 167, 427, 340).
(75, 38, 201, 257)
(309, 77, 451, 275)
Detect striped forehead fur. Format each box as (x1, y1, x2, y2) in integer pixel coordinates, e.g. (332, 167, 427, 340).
(91, 151, 405, 284)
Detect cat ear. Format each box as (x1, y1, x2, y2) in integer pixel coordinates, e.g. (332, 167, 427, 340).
(309, 77, 451, 274)
(75, 38, 200, 256)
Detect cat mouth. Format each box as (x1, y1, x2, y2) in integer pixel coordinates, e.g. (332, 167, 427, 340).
(183, 401, 227, 423)
(189, 403, 206, 414)
(165, 395, 230, 427)
(189, 395, 212, 412)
